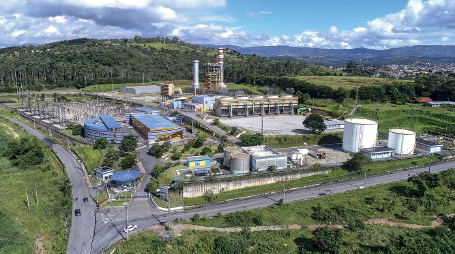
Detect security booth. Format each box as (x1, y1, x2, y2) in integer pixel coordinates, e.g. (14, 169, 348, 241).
(186, 155, 211, 168)
(94, 166, 114, 180)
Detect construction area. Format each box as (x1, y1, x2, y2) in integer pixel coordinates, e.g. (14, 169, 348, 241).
(217, 115, 305, 136)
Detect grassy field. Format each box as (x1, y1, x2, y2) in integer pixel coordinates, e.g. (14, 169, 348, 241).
(72, 146, 103, 172)
(264, 132, 344, 149)
(183, 156, 437, 206)
(293, 76, 413, 89)
(0, 117, 71, 253)
(103, 200, 130, 207)
(80, 82, 161, 93)
(152, 194, 184, 208)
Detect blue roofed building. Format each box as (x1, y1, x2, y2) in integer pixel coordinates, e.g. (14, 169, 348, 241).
(84, 115, 129, 144)
(130, 113, 184, 147)
(192, 95, 216, 110)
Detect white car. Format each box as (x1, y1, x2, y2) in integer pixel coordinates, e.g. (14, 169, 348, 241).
(124, 225, 137, 233)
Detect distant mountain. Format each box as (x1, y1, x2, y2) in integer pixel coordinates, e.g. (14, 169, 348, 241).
(200, 44, 455, 66)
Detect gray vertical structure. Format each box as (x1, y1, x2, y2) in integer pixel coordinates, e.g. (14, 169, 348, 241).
(192, 60, 200, 91)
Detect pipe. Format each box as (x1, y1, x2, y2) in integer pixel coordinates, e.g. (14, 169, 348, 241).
(192, 60, 200, 90)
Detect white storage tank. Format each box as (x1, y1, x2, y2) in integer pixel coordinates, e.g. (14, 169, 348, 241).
(252, 95, 264, 99)
(223, 147, 242, 165)
(280, 94, 292, 98)
(342, 118, 378, 153)
(267, 95, 278, 98)
(388, 129, 416, 155)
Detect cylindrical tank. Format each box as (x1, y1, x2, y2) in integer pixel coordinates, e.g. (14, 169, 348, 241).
(342, 118, 378, 153)
(231, 153, 250, 174)
(220, 97, 233, 100)
(267, 95, 278, 98)
(236, 96, 249, 100)
(224, 147, 242, 164)
(192, 60, 199, 89)
(280, 94, 292, 98)
(388, 129, 416, 155)
(252, 95, 264, 99)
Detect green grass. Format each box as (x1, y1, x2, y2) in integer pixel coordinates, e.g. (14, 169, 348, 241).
(80, 82, 161, 93)
(157, 164, 187, 186)
(183, 156, 437, 206)
(72, 146, 103, 172)
(264, 132, 344, 149)
(0, 107, 19, 119)
(293, 76, 412, 89)
(152, 194, 184, 208)
(60, 129, 83, 141)
(0, 117, 71, 253)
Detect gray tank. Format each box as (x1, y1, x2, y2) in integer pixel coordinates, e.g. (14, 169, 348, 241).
(223, 147, 242, 165)
(231, 153, 250, 174)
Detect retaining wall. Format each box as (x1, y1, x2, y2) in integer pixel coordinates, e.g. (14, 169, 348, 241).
(182, 169, 331, 198)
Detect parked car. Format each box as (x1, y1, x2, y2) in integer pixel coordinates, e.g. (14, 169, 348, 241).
(124, 225, 137, 233)
(75, 209, 81, 216)
(83, 197, 88, 203)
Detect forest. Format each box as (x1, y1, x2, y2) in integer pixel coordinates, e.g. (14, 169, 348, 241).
(0, 37, 330, 92)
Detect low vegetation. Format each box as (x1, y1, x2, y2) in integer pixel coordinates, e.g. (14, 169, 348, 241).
(0, 117, 71, 253)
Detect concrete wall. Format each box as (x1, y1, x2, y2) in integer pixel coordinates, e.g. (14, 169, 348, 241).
(182, 169, 331, 198)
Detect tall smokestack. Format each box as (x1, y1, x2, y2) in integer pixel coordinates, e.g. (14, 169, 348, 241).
(192, 60, 200, 90)
(217, 47, 225, 89)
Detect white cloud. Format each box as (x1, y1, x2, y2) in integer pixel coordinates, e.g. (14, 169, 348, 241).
(246, 11, 260, 19)
(49, 16, 67, 23)
(11, 29, 26, 37)
(260, 12, 272, 14)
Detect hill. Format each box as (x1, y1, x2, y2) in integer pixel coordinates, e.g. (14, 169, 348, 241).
(0, 37, 333, 91)
(201, 44, 455, 66)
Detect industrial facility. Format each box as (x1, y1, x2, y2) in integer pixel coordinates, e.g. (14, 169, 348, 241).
(120, 85, 161, 94)
(84, 115, 129, 144)
(213, 95, 298, 117)
(388, 129, 416, 155)
(128, 113, 184, 146)
(342, 118, 378, 153)
(242, 145, 287, 172)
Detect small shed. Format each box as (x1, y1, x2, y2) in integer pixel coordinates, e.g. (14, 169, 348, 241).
(187, 156, 211, 168)
(360, 147, 395, 160)
(309, 149, 326, 159)
(94, 166, 114, 180)
(194, 169, 209, 177)
(415, 138, 442, 153)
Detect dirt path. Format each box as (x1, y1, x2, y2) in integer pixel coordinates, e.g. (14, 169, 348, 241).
(1, 123, 19, 138)
(151, 216, 447, 237)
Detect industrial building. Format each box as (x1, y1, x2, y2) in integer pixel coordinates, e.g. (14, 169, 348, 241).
(187, 156, 211, 168)
(182, 102, 203, 111)
(183, 95, 216, 112)
(120, 85, 161, 94)
(161, 83, 182, 97)
(423, 101, 455, 107)
(223, 147, 251, 174)
(214, 95, 298, 117)
(130, 113, 184, 146)
(325, 120, 345, 130)
(242, 145, 287, 172)
(388, 129, 416, 155)
(360, 147, 395, 160)
(415, 138, 442, 153)
(84, 115, 129, 144)
(94, 166, 114, 180)
(342, 118, 378, 153)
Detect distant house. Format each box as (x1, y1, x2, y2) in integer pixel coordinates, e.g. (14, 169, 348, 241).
(414, 97, 433, 104)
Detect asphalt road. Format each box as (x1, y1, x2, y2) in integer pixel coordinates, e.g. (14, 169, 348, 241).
(5, 117, 96, 254)
(90, 158, 455, 253)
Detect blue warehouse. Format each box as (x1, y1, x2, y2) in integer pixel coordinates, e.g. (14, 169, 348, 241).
(84, 115, 129, 144)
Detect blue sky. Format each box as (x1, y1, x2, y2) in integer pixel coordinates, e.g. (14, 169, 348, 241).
(1, 0, 455, 49)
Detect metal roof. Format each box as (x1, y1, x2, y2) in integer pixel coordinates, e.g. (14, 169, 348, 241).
(111, 170, 141, 182)
(84, 118, 109, 131)
(324, 120, 345, 126)
(134, 107, 158, 114)
(424, 101, 455, 106)
(100, 115, 122, 129)
(195, 169, 209, 174)
(187, 155, 211, 161)
(361, 147, 395, 153)
(133, 114, 179, 130)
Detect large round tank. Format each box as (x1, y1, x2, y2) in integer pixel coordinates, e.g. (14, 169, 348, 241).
(224, 147, 242, 164)
(231, 153, 250, 174)
(388, 129, 416, 155)
(280, 94, 292, 98)
(252, 95, 264, 99)
(342, 118, 378, 153)
(267, 95, 278, 98)
(220, 97, 233, 100)
(236, 96, 249, 100)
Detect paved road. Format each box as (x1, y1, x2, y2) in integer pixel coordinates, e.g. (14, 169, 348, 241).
(90, 158, 455, 253)
(5, 117, 96, 254)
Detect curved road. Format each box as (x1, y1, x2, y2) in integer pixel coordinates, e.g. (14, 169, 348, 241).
(5, 117, 95, 254)
(9, 115, 455, 253)
(91, 159, 455, 253)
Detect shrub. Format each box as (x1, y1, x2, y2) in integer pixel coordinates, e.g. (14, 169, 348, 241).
(120, 154, 136, 169)
(94, 138, 108, 150)
(201, 146, 212, 156)
(171, 151, 182, 160)
(102, 158, 113, 167)
(193, 213, 200, 222)
(119, 135, 137, 152)
(213, 118, 220, 125)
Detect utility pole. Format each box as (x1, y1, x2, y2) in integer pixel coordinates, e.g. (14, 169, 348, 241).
(429, 154, 433, 172)
(126, 205, 129, 240)
(35, 183, 38, 205)
(355, 88, 359, 114)
(261, 103, 264, 144)
(167, 189, 171, 229)
(282, 182, 286, 204)
(364, 170, 366, 187)
(25, 187, 30, 210)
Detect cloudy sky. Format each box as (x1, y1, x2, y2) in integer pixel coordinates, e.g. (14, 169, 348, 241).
(1, 0, 455, 49)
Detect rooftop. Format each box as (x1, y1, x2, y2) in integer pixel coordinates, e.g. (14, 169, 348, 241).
(187, 155, 211, 160)
(123, 85, 160, 89)
(94, 166, 114, 174)
(100, 115, 122, 129)
(325, 120, 345, 126)
(133, 114, 179, 130)
(361, 147, 395, 153)
(415, 97, 433, 103)
(242, 145, 277, 157)
(134, 107, 158, 114)
(416, 138, 442, 146)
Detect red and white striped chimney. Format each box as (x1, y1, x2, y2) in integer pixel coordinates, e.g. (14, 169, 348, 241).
(217, 47, 224, 66)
